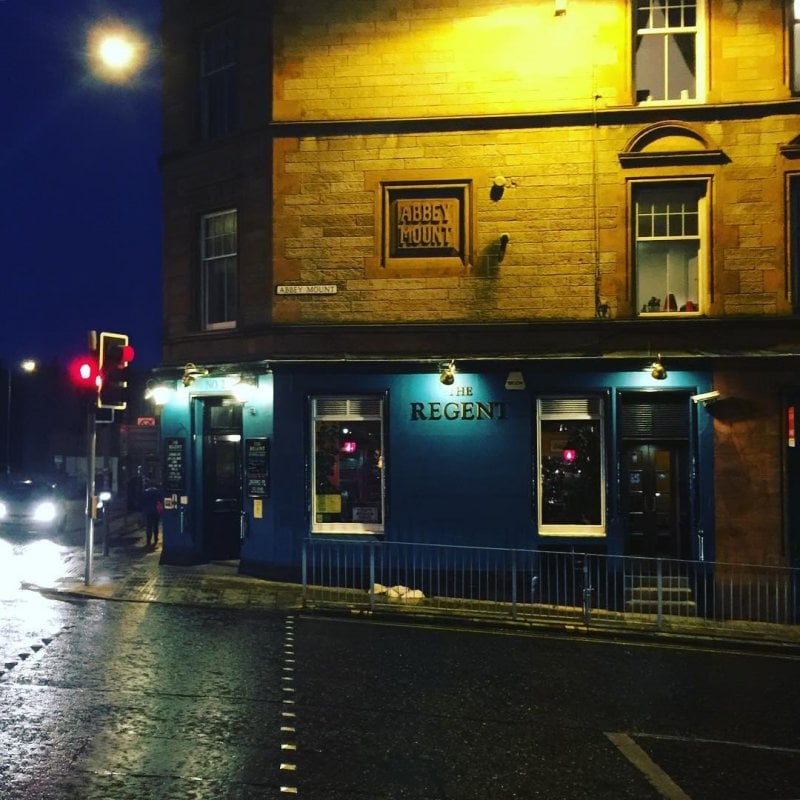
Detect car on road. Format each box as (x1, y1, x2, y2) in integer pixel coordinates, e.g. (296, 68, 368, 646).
(0, 477, 68, 535)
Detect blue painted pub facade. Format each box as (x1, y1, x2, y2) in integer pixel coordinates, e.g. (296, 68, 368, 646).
(156, 359, 716, 577)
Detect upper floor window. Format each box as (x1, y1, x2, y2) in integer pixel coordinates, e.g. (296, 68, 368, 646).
(634, 0, 705, 104)
(634, 181, 706, 316)
(201, 209, 237, 330)
(790, 175, 800, 313)
(792, 2, 800, 94)
(201, 19, 237, 140)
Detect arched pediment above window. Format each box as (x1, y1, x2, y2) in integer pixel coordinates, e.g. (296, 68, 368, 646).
(779, 134, 800, 159)
(619, 121, 728, 168)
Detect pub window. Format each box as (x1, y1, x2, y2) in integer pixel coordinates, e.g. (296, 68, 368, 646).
(537, 397, 605, 536)
(311, 396, 385, 534)
(634, 0, 705, 104)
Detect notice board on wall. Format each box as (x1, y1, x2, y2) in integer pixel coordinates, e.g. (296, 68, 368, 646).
(164, 437, 186, 494)
(245, 437, 270, 498)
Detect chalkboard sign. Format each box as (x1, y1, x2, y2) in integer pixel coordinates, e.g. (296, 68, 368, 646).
(164, 437, 186, 494)
(245, 437, 270, 498)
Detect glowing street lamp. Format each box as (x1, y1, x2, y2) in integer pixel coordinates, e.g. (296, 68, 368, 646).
(87, 21, 149, 83)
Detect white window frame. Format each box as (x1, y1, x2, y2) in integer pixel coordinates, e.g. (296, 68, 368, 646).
(792, 1, 800, 94)
(537, 397, 606, 537)
(633, 180, 708, 317)
(201, 209, 237, 331)
(311, 396, 386, 535)
(634, 0, 706, 104)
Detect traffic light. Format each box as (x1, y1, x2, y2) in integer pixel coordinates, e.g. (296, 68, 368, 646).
(98, 332, 134, 410)
(68, 355, 101, 399)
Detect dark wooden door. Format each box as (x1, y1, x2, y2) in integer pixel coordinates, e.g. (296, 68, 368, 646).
(203, 400, 243, 560)
(623, 443, 680, 558)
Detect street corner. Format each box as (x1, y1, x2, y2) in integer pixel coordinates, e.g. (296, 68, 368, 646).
(25, 580, 118, 603)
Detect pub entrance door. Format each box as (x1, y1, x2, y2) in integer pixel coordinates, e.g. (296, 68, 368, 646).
(622, 443, 683, 558)
(202, 398, 243, 560)
(619, 391, 692, 560)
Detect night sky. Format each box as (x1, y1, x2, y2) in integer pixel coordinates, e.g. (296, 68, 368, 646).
(1, 0, 162, 370)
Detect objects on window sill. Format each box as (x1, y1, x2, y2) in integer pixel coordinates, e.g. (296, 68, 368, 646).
(642, 296, 661, 313)
(641, 296, 698, 313)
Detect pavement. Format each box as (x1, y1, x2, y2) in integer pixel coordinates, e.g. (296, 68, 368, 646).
(40, 514, 305, 612)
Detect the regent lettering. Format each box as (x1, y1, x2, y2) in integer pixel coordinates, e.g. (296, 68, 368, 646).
(410, 401, 507, 421)
(396, 199, 458, 250)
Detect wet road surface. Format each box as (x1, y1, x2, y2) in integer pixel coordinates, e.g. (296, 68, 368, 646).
(0, 595, 799, 798)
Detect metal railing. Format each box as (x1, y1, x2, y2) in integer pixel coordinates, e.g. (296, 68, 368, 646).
(301, 539, 800, 638)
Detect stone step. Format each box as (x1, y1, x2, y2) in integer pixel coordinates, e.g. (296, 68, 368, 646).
(626, 574, 693, 589)
(628, 586, 694, 601)
(625, 599, 698, 615)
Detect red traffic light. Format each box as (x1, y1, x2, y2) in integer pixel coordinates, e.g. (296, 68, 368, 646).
(98, 332, 133, 409)
(120, 344, 135, 364)
(69, 355, 101, 390)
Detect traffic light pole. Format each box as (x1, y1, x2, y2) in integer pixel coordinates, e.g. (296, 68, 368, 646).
(84, 405, 97, 585)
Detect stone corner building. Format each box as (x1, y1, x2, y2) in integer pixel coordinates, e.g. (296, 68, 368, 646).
(156, 0, 800, 582)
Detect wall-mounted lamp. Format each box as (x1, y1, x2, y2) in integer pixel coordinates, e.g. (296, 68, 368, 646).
(145, 380, 173, 406)
(232, 375, 258, 403)
(490, 175, 508, 201)
(554, 0, 567, 16)
(649, 354, 667, 381)
(691, 390, 720, 406)
(439, 360, 456, 385)
(182, 363, 209, 386)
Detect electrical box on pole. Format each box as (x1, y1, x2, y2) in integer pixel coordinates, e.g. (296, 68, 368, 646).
(98, 332, 134, 410)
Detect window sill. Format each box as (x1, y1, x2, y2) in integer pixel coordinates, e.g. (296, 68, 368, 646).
(638, 311, 702, 318)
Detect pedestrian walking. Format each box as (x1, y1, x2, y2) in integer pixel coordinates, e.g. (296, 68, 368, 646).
(143, 481, 163, 549)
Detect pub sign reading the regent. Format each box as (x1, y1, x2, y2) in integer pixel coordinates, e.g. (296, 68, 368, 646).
(384, 183, 469, 268)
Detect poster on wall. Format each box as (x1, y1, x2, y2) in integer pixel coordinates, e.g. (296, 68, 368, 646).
(164, 437, 186, 494)
(245, 437, 270, 498)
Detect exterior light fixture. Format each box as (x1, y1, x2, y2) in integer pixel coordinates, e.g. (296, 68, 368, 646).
(232, 376, 257, 404)
(145, 381, 173, 406)
(181, 363, 209, 386)
(650, 354, 667, 380)
(691, 391, 721, 405)
(439, 360, 456, 385)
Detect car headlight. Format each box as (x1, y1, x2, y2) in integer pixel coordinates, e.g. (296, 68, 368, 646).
(0, 502, 6, 519)
(33, 501, 58, 523)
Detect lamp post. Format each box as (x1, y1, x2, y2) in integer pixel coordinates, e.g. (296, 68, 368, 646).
(5, 359, 37, 476)
(80, 22, 150, 584)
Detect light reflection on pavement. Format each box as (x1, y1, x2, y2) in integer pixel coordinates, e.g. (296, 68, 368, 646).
(0, 535, 78, 677)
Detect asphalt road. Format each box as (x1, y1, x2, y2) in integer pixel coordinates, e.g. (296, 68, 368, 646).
(0, 599, 798, 799)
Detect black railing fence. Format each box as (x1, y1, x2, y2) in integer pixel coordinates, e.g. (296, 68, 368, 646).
(302, 539, 800, 634)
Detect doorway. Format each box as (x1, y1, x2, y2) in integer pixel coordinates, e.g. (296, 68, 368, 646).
(202, 398, 243, 560)
(623, 443, 684, 558)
